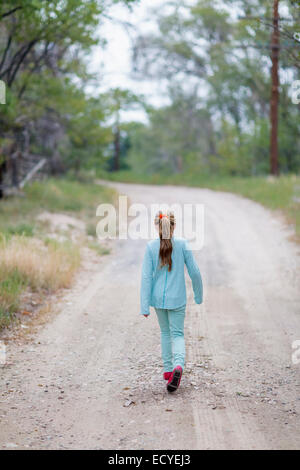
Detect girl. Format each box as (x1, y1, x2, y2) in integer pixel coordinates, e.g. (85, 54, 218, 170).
(140, 210, 203, 392)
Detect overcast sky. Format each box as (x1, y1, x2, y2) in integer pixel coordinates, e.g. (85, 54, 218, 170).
(89, 0, 167, 122)
(89, 1, 292, 122)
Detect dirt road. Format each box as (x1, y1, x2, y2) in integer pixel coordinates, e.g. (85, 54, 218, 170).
(1, 182, 300, 450)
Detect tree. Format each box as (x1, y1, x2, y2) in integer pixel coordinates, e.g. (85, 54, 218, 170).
(126, 87, 217, 175)
(131, 0, 300, 176)
(0, 0, 139, 194)
(103, 88, 143, 171)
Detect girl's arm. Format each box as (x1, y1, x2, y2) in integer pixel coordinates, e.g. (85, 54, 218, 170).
(140, 244, 153, 316)
(183, 240, 203, 304)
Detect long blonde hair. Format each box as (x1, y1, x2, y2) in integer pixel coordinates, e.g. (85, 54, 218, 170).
(154, 210, 175, 271)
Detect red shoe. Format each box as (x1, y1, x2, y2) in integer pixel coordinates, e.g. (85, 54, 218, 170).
(167, 366, 183, 393)
(163, 372, 172, 381)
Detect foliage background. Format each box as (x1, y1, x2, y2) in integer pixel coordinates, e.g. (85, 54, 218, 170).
(0, 0, 299, 180)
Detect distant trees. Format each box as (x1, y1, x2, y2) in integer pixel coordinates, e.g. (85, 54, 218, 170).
(0, 0, 299, 184)
(102, 88, 143, 171)
(129, 0, 300, 177)
(127, 87, 217, 175)
(0, 0, 139, 193)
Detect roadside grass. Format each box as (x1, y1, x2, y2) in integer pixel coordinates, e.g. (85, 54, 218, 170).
(86, 222, 97, 237)
(100, 170, 300, 239)
(0, 236, 80, 330)
(0, 268, 26, 329)
(0, 178, 116, 235)
(0, 178, 116, 330)
(87, 240, 111, 256)
(4, 223, 35, 237)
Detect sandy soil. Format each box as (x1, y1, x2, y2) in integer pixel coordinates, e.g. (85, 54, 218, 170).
(0, 182, 300, 450)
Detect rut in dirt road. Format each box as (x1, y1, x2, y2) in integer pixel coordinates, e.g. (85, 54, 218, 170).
(0, 182, 299, 450)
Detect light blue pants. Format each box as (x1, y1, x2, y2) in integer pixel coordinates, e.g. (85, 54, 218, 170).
(155, 305, 186, 372)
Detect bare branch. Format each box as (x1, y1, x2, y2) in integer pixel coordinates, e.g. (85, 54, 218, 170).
(8, 39, 38, 86)
(0, 34, 12, 72)
(1, 6, 22, 19)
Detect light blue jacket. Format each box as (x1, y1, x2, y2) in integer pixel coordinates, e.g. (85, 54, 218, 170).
(140, 237, 203, 315)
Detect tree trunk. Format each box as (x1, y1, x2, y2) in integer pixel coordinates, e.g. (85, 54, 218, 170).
(0, 159, 6, 199)
(113, 125, 120, 172)
(11, 151, 20, 187)
(270, 0, 280, 176)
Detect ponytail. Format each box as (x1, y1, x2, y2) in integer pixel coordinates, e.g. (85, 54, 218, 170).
(155, 211, 175, 272)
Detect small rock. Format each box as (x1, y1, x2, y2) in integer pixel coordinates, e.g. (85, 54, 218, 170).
(123, 399, 135, 407)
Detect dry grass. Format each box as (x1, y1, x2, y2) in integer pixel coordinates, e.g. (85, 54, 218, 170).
(1, 236, 80, 290)
(0, 235, 80, 328)
(0, 178, 116, 330)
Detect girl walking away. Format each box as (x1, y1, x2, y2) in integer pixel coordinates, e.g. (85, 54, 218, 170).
(140, 210, 203, 392)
